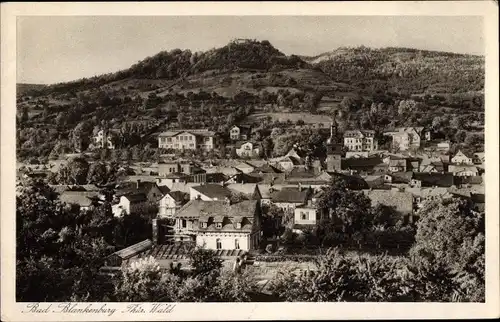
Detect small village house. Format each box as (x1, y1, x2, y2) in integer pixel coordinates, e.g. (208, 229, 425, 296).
(112, 193, 148, 217)
(158, 190, 189, 218)
(451, 150, 474, 165)
(229, 125, 252, 141)
(235, 141, 260, 158)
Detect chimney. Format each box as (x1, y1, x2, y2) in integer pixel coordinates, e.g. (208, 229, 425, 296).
(136, 179, 141, 189)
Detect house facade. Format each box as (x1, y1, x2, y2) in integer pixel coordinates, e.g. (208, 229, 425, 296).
(158, 191, 188, 218)
(236, 142, 260, 158)
(158, 129, 217, 151)
(343, 130, 377, 152)
(451, 150, 474, 165)
(112, 193, 148, 217)
(384, 127, 428, 151)
(230, 125, 252, 141)
(173, 200, 262, 251)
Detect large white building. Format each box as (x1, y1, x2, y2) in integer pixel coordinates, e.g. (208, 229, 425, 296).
(343, 130, 377, 152)
(158, 129, 217, 151)
(173, 199, 262, 251)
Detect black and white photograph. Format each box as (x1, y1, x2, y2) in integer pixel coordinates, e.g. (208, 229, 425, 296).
(1, 1, 499, 321)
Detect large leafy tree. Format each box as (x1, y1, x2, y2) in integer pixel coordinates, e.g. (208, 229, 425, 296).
(16, 181, 114, 301)
(409, 197, 485, 301)
(316, 179, 373, 246)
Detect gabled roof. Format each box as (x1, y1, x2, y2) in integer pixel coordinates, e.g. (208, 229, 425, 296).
(191, 184, 233, 199)
(175, 200, 258, 232)
(412, 172, 454, 187)
(452, 150, 474, 159)
(168, 191, 190, 202)
(158, 186, 171, 195)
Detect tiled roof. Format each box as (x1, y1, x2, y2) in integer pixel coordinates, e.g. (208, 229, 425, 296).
(252, 163, 282, 174)
(158, 186, 171, 195)
(158, 129, 216, 137)
(342, 156, 383, 171)
(271, 187, 311, 203)
(123, 193, 148, 203)
(344, 129, 375, 138)
(192, 184, 233, 200)
(175, 200, 258, 233)
(363, 190, 413, 215)
(116, 181, 159, 196)
(168, 191, 189, 202)
(412, 172, 454, 187)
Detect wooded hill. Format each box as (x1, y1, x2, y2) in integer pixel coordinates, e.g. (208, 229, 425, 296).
(16, 39, 485, 161)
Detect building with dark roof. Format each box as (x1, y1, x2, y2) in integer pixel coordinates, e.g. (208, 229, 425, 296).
(189, 184, 233, 201)
(174, 200, 261, 251)
(411, 172, 455, 188)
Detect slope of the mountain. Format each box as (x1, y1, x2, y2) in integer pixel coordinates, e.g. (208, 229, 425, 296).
(305, 46, 484, 94)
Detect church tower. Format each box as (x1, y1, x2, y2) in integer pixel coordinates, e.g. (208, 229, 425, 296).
(326, 115, 342, 172)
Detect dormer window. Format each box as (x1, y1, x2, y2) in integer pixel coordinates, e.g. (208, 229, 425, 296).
(236, 222, 241, 229)
(201, 222, 207, 228)
(215, 222, 222, 229)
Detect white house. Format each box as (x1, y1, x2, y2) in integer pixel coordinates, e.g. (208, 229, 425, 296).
(112, 193, 148, 217)
(343, 130, 378, 152)
(235, 142, 260, 158)
(451, 150, 474, 165)
(158, 191, 189, 218)
(294, 203, 318, 226)
(229, 125, 252, 141)
(158, 129, 217, 151)
(384, 127, 429, 151)
(448, 165, 479, 177)
(173, 199, 262, 251)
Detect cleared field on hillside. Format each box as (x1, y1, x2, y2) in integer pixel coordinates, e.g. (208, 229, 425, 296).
(245, 112, 332, 124)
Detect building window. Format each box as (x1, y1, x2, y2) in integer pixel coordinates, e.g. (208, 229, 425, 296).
(215, 222, 222, 229)
(201, 222, 207, 228)
(216, 238, 222, 249)
(235, 239, 240, 249)
(301, 212, 308, 220)
(167, 137, 172, 142)
(190, 143, 194, 147)
(182, 220, 187, 228)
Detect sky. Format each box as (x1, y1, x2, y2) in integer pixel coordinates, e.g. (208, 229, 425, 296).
(17, 15, 484, 84)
